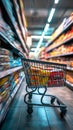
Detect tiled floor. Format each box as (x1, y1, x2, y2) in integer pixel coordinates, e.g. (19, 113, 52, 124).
(0, 79, 73, 130)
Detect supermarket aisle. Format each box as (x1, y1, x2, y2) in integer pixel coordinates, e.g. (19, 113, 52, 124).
(0, 79, 73, 130)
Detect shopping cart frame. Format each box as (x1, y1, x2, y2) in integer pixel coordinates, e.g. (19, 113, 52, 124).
(22, 59, 67, 118)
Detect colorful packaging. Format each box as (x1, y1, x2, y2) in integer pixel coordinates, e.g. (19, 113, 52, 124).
(0, 76, 9, 86)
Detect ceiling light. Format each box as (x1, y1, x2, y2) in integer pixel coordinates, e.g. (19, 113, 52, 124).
(31, 48, 36, 51)
(44, 23, 50, 33)
(48, 8, 55, 23)
(54, 0, 59, 4)
(34, 23, 50, 53)
(34, 34, 44, 53)
(31, 35, 51, 39)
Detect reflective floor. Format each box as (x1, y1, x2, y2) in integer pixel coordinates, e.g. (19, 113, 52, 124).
(1, 79, 73, 130)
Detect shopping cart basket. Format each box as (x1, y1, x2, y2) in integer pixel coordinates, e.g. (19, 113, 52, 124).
(22, 59, 67, 118)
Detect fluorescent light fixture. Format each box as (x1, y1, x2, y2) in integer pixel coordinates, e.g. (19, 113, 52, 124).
(44, 23, 50, 33)
(35, 29, 46, 51)
(31, 35, 51, 39)
(48, 8, 55, 23)
(54, 0, 59, 4)
(34, 23, 50, 53)
(31, 48, 36, 51)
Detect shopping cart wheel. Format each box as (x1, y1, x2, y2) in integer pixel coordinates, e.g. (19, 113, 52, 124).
(60, 108, 67, 118)
(50, 96, 55, 104)
(27, 105, 33, 114)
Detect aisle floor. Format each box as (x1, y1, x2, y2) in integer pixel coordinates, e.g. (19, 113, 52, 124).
(1, 79, 73, 130)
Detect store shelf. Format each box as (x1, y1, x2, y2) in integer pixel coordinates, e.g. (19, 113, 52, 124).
(12, 0, 25, 39)
(44, 14, 73, 91)
(66, 81, 73, 90)
(0, 32, 24, 58)
(0, 32, 16, 49)
(12, 0, 23, 29)
(47, 52, 73, 59)
(15, 27, 28, 54)
(0, 76, 24, 124)
(17, 0, 29, 50)
(46, 21, 73, 47)
(1, 0, 28, 54)
(67, 67, 73, 71)
(0, 66, 23, 79)
(18, 0, 27, 27)
(46, 37, 73, 52)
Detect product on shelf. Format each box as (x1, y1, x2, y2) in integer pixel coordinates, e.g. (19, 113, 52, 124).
(0, 76, 9, 86)
(48, 43, 73, 57)
(46, 26, 73, 52)
(0, 7, 28, 56)
(0, 70, 23, 105)
(0, 45, 23, 71)
(48, 13, 73, 43)
(0, 55, 10, 62)
(70, 59, 73, 67)
(0, 77, 10, 103)
(0, 48, 10, 55)
(0, 89, 10, 103)
(40, 13, 73, 88)
(66, 71, 73, 84)
(0, 0, 27, 123)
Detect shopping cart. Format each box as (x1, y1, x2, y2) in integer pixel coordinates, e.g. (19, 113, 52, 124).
(22, 59, 67, 118)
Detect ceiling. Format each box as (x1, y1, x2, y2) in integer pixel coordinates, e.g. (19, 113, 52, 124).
(23, 0, 73, 52)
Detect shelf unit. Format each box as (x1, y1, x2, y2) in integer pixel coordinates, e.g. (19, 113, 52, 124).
(46, 20, 73, 47)
(0, 0, 27, 124)
(12, 0, 25, 41)
(1, 0, 28, 55)
(18, 0, 27, 28)
(44, 15, 73, 89)
(0, 32, 24, 58)
(0, 66, 22, 79)
(66, 81, 73, 91)
(12, 0, 29, 52)
(47, 52, 73, 59)
(46, 37, 73, 53)
(67, 67, 73, 71)
(0, 76, 24, 123)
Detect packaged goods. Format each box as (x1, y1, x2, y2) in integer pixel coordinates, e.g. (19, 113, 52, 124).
(3, 82, 10, 89)
(15, 79, 19, 84)
(0, 89, 10, 103)
(0, 63, 10, 70)
(66, 71, 73, 84)
(0, 76, 9, 86)
(0, 48, 10, 55)
(0, 55, 10, 62)
(0, 82, 9, 90)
